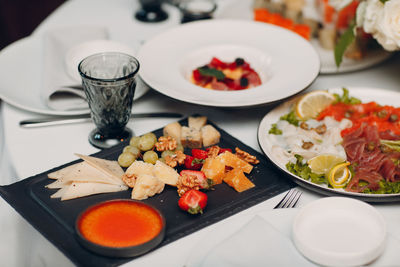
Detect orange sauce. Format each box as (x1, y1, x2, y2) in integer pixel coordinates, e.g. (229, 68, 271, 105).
(78, 201, 163, 248)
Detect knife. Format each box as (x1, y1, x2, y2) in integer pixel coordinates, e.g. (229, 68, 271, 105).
(19, 112, 183, 128)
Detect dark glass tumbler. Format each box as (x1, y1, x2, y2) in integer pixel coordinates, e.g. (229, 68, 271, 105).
(179, 0, 217, 23)
(78, 52, 140, 149)
(135, 0, 168, 22)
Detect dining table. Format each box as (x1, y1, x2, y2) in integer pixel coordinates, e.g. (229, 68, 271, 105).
(1, 0, 400, 266)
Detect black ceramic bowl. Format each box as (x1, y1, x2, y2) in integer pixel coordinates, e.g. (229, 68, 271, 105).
(75, 199, 166, 258)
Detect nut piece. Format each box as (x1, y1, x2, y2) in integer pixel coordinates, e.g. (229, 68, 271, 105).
(300, 122, 309, 130)
(207, 146, 220, 158)
(235, 147, 260, 164)
(302, 141, 314, 150)
(314, 124, 327, 135)
(176, 173, 202, 197)
(155, 136, 177, 152)
(122, 174, 136, 188)
(165, 150, 186, 168)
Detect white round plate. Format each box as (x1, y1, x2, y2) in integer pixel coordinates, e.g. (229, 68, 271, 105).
(257, 87, 400, 202)
(216, 0, 392, 74)
(0, 37, 148, 116)
(137, 19, 320, 108)
(64, 39, 136, 82)
(293, 197, 386, 266)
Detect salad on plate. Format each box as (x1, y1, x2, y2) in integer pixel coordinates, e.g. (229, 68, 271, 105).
(265, 88, 400, 195)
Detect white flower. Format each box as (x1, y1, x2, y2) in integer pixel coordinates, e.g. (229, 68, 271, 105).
(359, 0, 400, 51)
(329, 0, 354, 10)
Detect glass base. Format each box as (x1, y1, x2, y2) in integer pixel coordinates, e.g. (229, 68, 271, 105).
(134, 8, 168, 22)
(88, 128, 133, 149)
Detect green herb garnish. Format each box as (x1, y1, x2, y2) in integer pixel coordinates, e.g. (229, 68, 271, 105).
(280, 110, 299, 126)
(380, 139, 400, 152)
(286, 155, 326, 184)
(334, 20, 356, 68)
(269, 123, 282, 135)
(363, 180, 400, 194)
(333, 88, 361, 104)
(198, 66, 225, 81)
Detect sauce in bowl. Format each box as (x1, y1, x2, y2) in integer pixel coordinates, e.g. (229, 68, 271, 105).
(76, 200, 165, 257)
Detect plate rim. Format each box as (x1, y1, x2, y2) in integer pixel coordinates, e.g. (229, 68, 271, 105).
(257, 87, 400, 202)
(137, 19, 320, 108)
(215, 0, 393, 74)
(0, 36, 148, 116)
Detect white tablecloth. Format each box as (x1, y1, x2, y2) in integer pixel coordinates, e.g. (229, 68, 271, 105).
(1, 0, 400, 266)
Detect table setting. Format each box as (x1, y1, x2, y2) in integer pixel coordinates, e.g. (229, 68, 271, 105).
(1, 0, 400, 266)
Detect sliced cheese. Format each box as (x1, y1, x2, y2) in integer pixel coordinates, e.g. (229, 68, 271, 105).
(60, 182, 128, 201)
(125, 161, 154, 178)
(63, 162, 123, 185)
(47, 163, 80, 180)
(50, 186, 69, 198)
(46, 179, 72, 189)
(131, 174, 165, 200)
(153, 160, 179, 186)
(75, 154, 125, 182)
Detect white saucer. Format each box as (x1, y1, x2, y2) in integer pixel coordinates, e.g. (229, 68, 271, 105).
(64, 39, 136, 82)
(292, 197, 387, 266)
(0, 37, 148, 116)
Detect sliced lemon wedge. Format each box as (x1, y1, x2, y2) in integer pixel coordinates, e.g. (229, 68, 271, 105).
(296, 90, 335, 119)
(327, 162, 351, 188)
(307, 154, 346, 175)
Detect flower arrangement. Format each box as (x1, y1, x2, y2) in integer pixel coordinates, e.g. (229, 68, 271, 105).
(333, 0, 400, 67)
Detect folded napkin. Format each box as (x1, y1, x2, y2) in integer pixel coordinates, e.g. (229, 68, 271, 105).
(197, 212, 400, 267)
(42, 26, 108, 111)
(200, 215, 315, 267)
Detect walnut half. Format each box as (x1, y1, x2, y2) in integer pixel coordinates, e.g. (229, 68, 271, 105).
(164, 150, 186, 168)
(235, 147, 259, 164)
(155, 136, 177, 151)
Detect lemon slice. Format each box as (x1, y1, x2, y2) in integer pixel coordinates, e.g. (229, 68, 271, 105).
(327, 162, 351, 188)
(296, 90, 335, 119)
(307, 154, 346, 175)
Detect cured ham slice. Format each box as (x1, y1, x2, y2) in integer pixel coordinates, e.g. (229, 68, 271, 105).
(342, 123, 400, 192)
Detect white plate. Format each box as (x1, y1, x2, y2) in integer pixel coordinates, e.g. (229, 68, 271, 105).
(293, 197, 386, 266)
(64, 39, 136, 82)
(137, 19, 320, 108)
(257, 87, 400, 201)
(0, 36, 148, 116)
(216, 0, 392, 74)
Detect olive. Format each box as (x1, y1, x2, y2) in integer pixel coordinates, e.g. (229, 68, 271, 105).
(240, 77, 249, 87)
(235, 58, 245, 66)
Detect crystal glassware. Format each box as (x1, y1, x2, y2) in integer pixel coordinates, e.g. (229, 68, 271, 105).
(78, 52, 140, 149)
(178, 0, 217, 23)
(135, 0, 168, 23)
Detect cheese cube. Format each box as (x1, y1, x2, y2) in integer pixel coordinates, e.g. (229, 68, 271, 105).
(181, 126, 202, 148)
(201, 124, 221, 147)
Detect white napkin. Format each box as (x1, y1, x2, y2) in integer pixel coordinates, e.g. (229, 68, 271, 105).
(42, 26, 108, 111)
(200, 215, 315, 267)
(197, 213, 400, 267)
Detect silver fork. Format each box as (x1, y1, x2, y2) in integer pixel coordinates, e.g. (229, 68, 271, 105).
(274, 188, 302, 209)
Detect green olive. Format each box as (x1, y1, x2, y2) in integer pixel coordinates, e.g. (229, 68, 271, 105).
(129, 136, 141, 148)
(161, 150, 175, 159)
(122, 146, 141, 159)
(118, 152, 135, 168)
(138, 134, 156, 151)
(143, 151, 159, 164)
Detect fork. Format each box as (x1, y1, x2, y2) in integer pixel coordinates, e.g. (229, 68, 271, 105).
(274, 188, 302, 209)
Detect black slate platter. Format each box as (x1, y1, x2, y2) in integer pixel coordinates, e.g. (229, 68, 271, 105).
(0, 117, 295, 267)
